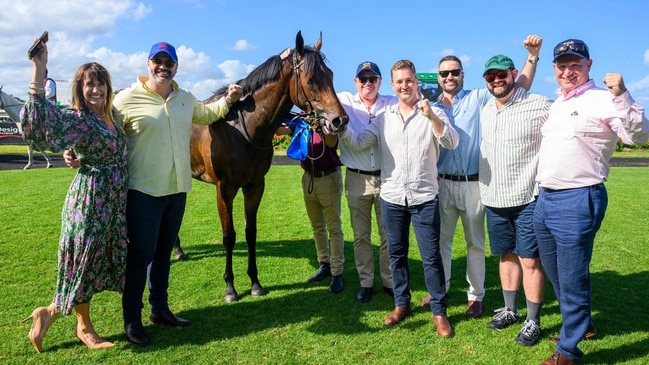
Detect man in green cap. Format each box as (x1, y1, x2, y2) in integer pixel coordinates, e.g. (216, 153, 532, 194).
(428, 34, 542, 322)
(479, 53, 552, 346)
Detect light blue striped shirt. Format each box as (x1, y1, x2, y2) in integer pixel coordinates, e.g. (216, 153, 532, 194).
(435, 88, 492, 176)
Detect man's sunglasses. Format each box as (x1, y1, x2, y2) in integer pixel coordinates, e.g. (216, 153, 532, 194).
(438, 69, 462, 78)
(151, 58, 177, 68)
(483, 70, 510, 83)
(358, 76, 379, 84)
(553, 41, 589, 58)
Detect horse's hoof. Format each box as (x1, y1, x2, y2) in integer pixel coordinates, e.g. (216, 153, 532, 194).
(251, 285, 268, 297)
(174, 252, 187, 261)
(23, 164, 32, 170)
(224, 290, 239, 303)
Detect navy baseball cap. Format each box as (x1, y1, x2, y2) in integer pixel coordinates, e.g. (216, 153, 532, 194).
(356, 61, 381, 77)
(553, 39, 590, 62)
(148, 42, 178, 62)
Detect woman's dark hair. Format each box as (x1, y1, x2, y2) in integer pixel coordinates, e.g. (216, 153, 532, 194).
(71, 62, 114, 122)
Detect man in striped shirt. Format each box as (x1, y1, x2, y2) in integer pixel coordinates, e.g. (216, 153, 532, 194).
(478, 54, 552, 347)
(341, 60, 459, 337)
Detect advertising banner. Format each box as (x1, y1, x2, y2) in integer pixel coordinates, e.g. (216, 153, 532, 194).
(0, 121, 24, 145)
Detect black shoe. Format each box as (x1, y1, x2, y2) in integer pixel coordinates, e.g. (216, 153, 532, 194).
(329, 275, 343, 294)
(382, 286, 394, 297)
(125, 322, 150, 346)
(307, 262, 331, 283)
(149, 309, 191, 327)
(356, 287, 373, 303)
(515, 319, 542, 346)
(487, 307, 519, 330)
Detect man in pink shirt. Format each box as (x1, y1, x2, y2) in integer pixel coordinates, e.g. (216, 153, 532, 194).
(534, 39, 649, 365)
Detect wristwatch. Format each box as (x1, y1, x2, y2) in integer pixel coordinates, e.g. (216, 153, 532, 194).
(527, 57, 539, 65)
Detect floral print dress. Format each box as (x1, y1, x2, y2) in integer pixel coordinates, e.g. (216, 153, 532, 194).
(21, 94, 128, 315)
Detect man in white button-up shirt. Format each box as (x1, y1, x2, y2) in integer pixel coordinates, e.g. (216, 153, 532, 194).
(341, 59, 459, 337)
(338, 61, 396, 304)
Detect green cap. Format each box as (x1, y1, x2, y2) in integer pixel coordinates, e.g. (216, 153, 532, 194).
(483, 54, 515, 76)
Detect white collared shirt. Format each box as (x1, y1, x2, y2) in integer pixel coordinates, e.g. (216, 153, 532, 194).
(341, 102, 459, 206)
(536, 80, 649, 190)
(337, 91, 396, 171)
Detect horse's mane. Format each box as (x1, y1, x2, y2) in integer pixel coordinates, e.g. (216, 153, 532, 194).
(207, 46, 328, 102)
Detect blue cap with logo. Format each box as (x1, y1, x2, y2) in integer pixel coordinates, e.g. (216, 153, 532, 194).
(148, 42, 178, 62)
(356, 61, 381, 77)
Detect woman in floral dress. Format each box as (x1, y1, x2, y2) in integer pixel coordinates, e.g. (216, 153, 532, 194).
(20, 40, 128, 352)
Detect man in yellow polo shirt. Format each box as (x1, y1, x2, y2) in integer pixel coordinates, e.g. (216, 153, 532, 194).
(115, 42, 242, 346)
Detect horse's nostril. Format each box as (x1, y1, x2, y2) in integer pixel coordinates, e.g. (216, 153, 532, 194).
(331, 118, 343, 129)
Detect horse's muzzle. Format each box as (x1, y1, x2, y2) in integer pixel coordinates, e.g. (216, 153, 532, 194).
(327, 115, 348, 134)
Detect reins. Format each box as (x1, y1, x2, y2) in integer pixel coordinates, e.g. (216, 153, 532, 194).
(237, 109, 281, 149)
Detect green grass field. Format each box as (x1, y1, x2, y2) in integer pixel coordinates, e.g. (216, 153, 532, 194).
(1, 162, 648, 364)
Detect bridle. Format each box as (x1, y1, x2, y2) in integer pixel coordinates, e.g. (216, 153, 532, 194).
(291, 52, 328, 133)
(237, 50, 326, 149)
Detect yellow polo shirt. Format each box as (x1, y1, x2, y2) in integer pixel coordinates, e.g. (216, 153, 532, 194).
(114, 76, 229, 196)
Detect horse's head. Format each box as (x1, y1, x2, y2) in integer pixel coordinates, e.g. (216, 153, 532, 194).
(287, 31, 348, 134)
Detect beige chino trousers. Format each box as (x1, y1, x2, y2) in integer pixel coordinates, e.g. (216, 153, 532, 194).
(301, 170, 345, 276)
(345, 170, 392, 289)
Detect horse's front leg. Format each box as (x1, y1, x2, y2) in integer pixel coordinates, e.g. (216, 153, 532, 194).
(24, 145, 34, 170)
(42, 150, 52, 168)
(243, 181, 268, 297)
(217, 184, 239, 302)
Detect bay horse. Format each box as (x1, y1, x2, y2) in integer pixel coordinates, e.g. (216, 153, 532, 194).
(189, 31, 348, 302)
(0, 86, 52, 169)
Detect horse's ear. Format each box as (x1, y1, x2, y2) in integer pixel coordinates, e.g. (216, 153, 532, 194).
(295, 31, 304, 56)
(314, 32, 322, 52)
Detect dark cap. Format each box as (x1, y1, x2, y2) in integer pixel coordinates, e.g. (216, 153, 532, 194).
(483, 54, 515, 76)
(553, 39, 589, 62)
(148, 42, 178, 62)
(355, 61, 381, 77)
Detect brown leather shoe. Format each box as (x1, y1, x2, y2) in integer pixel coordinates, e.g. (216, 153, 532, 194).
(540, 351, 576, 365)
(465, 300, 483, 318)
(432, 315, 453, 338)
(550, 324, 597, 343)
(383, 306, 412, 326)
(420, 294, 432, 307)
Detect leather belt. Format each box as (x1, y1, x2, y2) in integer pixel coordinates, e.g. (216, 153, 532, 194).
(347, 167, 381, 176)
(306, 166, 339, 178)
(542, 183, 603, 193)
(439, 174, 479, 182)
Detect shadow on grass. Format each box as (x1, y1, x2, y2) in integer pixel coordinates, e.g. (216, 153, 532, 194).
(164, 239, 648, 362)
